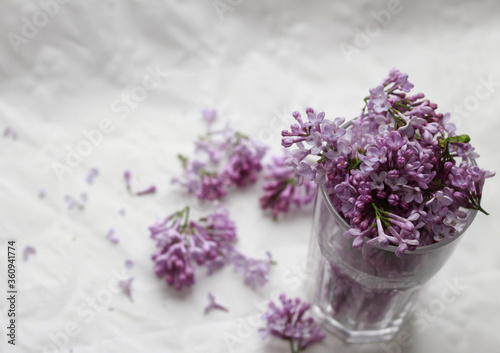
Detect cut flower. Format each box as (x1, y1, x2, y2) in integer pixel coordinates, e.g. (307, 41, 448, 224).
(282, 69, 494, 256)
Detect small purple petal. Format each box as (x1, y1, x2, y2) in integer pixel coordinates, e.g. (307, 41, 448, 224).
(23, 246, 36, 261)
(106, 228, 119, 244)
(119, 277, 134, 301)
(136, 185, 157, 196)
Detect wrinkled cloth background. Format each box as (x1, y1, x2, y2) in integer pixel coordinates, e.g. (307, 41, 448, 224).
(0, 1, 499, 352)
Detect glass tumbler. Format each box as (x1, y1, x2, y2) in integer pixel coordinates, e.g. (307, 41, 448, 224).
(307, 184, 477, 343)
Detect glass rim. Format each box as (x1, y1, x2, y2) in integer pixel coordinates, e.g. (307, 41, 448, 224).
(319, 183, 478, 254)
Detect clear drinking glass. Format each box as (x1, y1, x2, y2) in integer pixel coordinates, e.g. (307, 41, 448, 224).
(307, 184, 477, 343)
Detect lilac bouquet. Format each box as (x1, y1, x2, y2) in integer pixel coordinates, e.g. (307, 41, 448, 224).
(173, 110, 267, 200)
(149, 206, 272, 290)
(282, 69, 494, 256)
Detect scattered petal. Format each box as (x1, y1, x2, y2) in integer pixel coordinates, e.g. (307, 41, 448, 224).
(125, 259, 134, 269)
(119, 277, 134, 301)
(86, 168, 99, 184)
(23, 246, 36, 261)
(106, 228, 119, 244)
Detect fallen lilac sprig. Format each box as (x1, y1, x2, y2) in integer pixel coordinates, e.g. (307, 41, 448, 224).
(204, 292, 228, 314)
(173, 110, 267, 200)
(260, 155, 317, 219)
(259, 294, 325, 353)
(149, 206, 273, 290)
(282, 69, 494, 256)
(123, 170, 157, 196)
(23, 246, 36, 261)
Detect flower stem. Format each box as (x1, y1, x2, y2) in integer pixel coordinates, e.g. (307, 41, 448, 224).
(181, 206, 190, 232)
(289, 339, 297, 353)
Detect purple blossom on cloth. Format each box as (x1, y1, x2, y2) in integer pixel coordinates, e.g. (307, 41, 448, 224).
(125, 259, 134, 269)
(204, 292, 228, 314)
(230, 251, 273, 290)
(202, 109, 217, 128)
(3, 127, 17, 140)
(85, 168, 99, 184)
(281, 68, 494, 255)
(23, 246, 36, 261)
(195, 174, 227, 200)
(38, 189, 46, 199)
(65, 193, 87, 210)
(173, 110, 267, 200)
(119, 277, 134, 302)
(149, 206, 272, 290)
(136, 185, 157, 196)
(259, 294, 325, 352)
(260, 155, 317, 218)
(124, 170, 132, 192)
(106, 228, 119, 244)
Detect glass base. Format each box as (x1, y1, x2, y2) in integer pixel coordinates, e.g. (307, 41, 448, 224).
(311, 305, 402, 343)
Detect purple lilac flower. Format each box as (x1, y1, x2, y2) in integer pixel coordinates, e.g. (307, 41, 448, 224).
(23, 246, 36, 261)
(260, 155, 317, 218)
(3, 127, 17, 140)
(124, 170, 132, 192)
(86, 168, 99, 184)
(119, 277, 134, 302)
(136, 185, 157, 196)
(106, 228, 119, 244)
(230, 250, 273, 290)
(65, 193, 87, 210)
(259, 294, 325, 352)
(282, 69, 494, 256)
(149, 207, 272, 290)
(38, 189, 46, 199)
(204, 292, 228, 314)
(173, 110, 267, 200)
(195, 174, 227, 200)
(224, 137, 266, 187)
(202, 109, 217, 128)
(125, 259, 134, 269)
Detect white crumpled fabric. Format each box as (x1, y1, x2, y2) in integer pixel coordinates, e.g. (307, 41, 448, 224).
(0, 1, 499, 352)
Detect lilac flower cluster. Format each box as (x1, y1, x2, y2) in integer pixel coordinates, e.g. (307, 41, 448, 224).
(259, 294, 325, 353)
(173, 110, 267, 200)
(260, 155, 317, 218)
(149, 206, 272, 290)
(282, 69, 494, 256)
